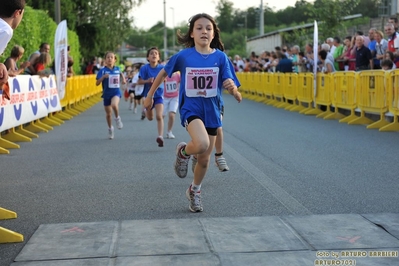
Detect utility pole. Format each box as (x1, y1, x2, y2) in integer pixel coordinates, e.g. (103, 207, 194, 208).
(163, 0, 168, 60)
(55, 0, 61, 24)
(170, 7, 175, 52)
(260, 0, 264, 35)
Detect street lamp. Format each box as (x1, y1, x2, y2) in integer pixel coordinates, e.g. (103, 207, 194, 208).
(170, 7, 175, 52)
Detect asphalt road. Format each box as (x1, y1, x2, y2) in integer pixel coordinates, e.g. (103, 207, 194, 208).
(1, 94, 399, 265)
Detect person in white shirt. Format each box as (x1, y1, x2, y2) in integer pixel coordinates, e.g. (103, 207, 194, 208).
(0, 0, 25, 88)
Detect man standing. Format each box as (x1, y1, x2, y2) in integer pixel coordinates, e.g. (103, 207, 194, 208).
(355, 36, 373, 71)
(384, 23, 399, 68)
(25, 43, 51, 75)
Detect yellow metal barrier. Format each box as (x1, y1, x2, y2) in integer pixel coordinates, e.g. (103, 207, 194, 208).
(263, 73, 275, 104)
(297, 73, 314, 113)
(305, 73, 332, 116)
(333, 72, 358, 123)
(380, 69, 399, 131)
(253, 72, 266, 102)
(283, 73, 300, 111)
(273, 73, 288, 108)
(237, 72, 250, 98)
(349, 70, 387, 128)
(0, 207, 23, 243)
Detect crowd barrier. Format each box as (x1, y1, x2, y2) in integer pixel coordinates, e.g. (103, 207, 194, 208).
(0, 74, 100, 243)
(237, 70, 399, 132)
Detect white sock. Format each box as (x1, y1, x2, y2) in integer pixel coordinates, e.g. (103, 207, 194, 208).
(191, 183, 201, 192)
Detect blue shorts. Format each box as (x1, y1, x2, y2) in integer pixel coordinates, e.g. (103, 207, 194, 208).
(150, 97, 163, 109)
(103, 93, 121, 106)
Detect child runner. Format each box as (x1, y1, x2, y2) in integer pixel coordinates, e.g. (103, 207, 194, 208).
(132, 64, 145, 115)
(125, 66, 135, 110)
(138, 47, 165, 147)
(95, 51, 126, 139)
(163, 70, 180, 139)
(144, 13, 242, 212)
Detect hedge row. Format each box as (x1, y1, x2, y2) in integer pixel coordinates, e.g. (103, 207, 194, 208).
(0, 6, 81, 74)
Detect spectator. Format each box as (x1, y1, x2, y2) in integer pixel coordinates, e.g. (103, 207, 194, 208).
(0, 0, 26, 90)
(368, 28, 377, 68)
(233, 54, 244, 70)
(67, 45, 74, 77)
(304, 43, 314, 72)
(25, 43, 50, 75)
(355, 31, 370, 47)
(355, 36, 373, 71)
(388, 16, 398, 32)
(321, 43, 335, 64)
(4, 45, 30, 76)
(297, 51, 308, 72)
(291, 45, 300, 73)
(33, 52, 52, 77)
(340, 36, 356, 71)
(318, 50, 335, 73)
(374, 30, 388, 69)
(267, 52, 279, 72)
(380, 59, 395, 70)
(326, 37, 335, 54)
(332, 36, 344, 70)
(275, 51, 293, 73)
(384, 23, 399, 68)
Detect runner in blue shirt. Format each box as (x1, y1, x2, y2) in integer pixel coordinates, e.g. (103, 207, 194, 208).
(96, 51, 126, 139)
(144, 13, 242, 213)
(138, 47, 165, 147)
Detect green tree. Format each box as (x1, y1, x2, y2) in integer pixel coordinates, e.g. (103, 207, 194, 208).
(215, 0, 235, 33)
(307, 0, 361, 40)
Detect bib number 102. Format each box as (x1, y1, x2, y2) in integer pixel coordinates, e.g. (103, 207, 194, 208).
(192, 76, 213, 89)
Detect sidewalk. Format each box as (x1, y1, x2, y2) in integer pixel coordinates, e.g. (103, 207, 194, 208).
(11, 213, 399, 266)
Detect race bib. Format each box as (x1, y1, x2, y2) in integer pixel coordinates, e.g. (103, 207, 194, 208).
(165, 80, 178, 93)
(108, 74, 120, 88)
(185, 67, 218, 98)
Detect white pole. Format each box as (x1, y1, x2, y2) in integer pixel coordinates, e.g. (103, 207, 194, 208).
(55, 0, 61, 24)
(170, 7, 175, 52)
(163, 0, 167, 60)
(260, 0, 264, 35)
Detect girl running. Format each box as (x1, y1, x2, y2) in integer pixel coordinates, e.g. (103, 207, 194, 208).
(138, 47, 165, 147)
(163, 71, 180, 139)
(96, 51, 126, 139)
(144, 13, 242, 212)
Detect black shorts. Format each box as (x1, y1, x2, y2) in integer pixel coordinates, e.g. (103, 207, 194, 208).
(134, 95, 143, 100)
(186, 116, 217, 136)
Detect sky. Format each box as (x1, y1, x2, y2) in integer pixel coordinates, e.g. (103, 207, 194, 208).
(131, 0, 301, 30)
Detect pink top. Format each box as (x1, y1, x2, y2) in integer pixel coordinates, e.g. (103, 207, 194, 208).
(164, 72, 180, 98)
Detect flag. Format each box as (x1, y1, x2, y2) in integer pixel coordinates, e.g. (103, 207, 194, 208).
(313, 21, 318, 98)
(54, 20, 68, 100)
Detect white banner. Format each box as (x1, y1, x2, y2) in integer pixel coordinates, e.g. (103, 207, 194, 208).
(54, 20, 68, 100)
(0, 75, 61, 131)
(313, 21, 318, 98)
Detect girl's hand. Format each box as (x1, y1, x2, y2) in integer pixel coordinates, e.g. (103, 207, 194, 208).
(233, 90, 242, 103)
(103, 73, 109, 79)
(143, 97, 153, 110)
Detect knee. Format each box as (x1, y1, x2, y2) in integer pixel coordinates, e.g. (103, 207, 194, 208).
(194, 139, 209, 154)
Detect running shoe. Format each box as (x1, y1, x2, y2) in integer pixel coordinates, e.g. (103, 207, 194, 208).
(186, 186, 203, 212)
(141, 111, 146, 120)
(108, 126, 114, 140)
(134, 107, 137, 113)
(174, 142, 190, 178)
(191, 156, 197, 173)
(115, 117, 123, 129)
(156, 136, 164, 147)
(166, 132, 175, 139)
(215, 157, 229, 172)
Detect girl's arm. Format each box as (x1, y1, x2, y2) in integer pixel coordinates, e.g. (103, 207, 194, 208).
(120, 73, 126, 85)
(222, 78, 242, 103)
(143, 69, 168, 109)
(95, 72, 108, 86)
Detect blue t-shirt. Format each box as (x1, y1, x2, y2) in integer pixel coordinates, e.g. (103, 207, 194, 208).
(164, 47, 240, 128)
(96, 66, 122, 99)
(139, 63, 164, 98)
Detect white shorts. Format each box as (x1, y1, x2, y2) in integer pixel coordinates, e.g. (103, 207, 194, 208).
(163, 96, 179, 116)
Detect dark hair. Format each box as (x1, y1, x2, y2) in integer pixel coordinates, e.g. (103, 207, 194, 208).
(385, 51, 395, 61)
(146, 46, 161, 61)
(298, 51, 305, 57)
(389, 17, 398, 23)
(318, 50, 327, 60)
(274, 46, 281, 51)
(39, 43, 49, 50)
(333, 36, 341, 43)
(345, 36, 352, 42)
(0, 0, 25, 18)
(381, 59, 393, 69)
(356, 31, 364, 36)
(177, 13, 224, 51)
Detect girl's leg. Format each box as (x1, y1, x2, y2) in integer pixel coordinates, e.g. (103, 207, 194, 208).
(154, 103, 164, 147)
(193, 134, 216, 186)
(215, 127, 229, 171)
(104, 105, 112, 128)
(167, 112, 176, 134)
(111, 96, 123, 129)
